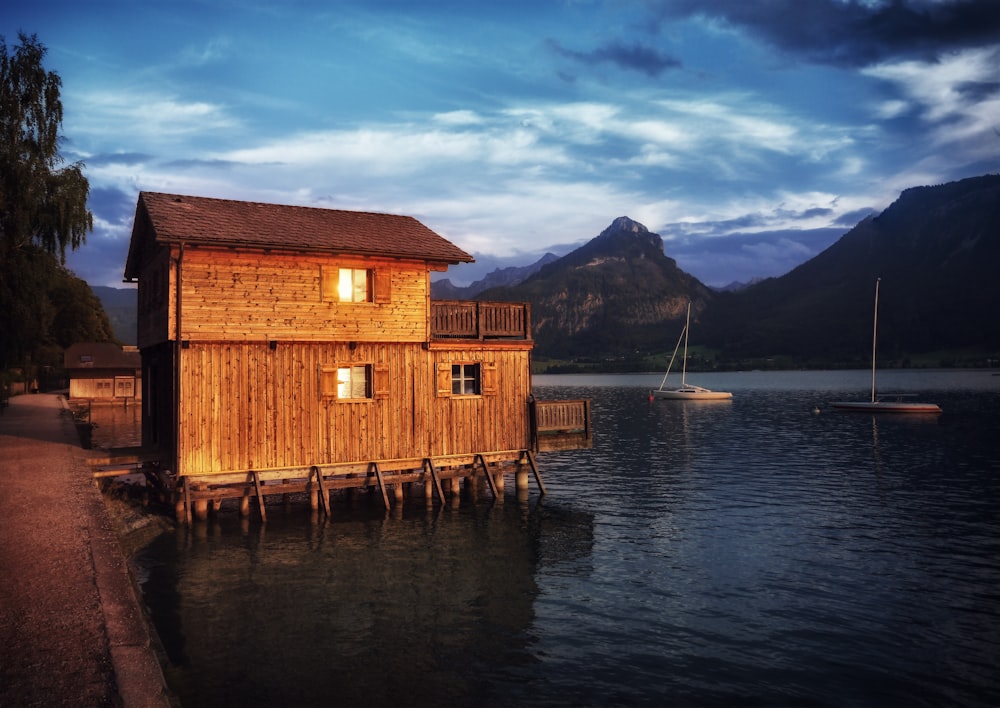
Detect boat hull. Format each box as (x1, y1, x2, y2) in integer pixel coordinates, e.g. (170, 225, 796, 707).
(831, 401, 942, 414)
(651, 388, 733, 401)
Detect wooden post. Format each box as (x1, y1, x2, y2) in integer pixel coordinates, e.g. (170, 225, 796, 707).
(522, 450, 547, 495)
(182, 479, 192, 526)
(515, 457, 529, 492)
(475, 454, 499, 498)
(311, 466, 330, 517)
(423, 458, 445, 504)
(250, 471, 266, 522)
(370, 462, 391, 509)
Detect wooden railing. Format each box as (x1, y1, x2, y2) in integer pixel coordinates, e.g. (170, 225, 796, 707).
(530, 398, 592, 451)
(430, 301, 531, 340)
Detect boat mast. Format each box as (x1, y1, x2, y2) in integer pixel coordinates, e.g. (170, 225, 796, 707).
(681, 302, 691, 386)
(871, 277, 880, 403)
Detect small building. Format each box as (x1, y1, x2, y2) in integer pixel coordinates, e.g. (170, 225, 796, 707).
(123, 192, 589, 521)
(64, 343, 141, 401)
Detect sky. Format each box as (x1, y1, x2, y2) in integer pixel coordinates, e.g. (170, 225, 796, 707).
(5, 0, 1000, 289)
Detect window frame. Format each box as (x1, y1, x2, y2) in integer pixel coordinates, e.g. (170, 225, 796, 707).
(320, 362, 389, 402)
(321, 364, 372, 401)
(338, 267, 370, 303)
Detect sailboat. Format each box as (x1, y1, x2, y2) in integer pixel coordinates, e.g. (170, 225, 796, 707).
(831, 278, 941, 414)
(650, 302, 732, 401)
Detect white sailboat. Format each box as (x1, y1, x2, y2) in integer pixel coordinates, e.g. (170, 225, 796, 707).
(831, 278, 941, 414)
(650, 302, 732, 401)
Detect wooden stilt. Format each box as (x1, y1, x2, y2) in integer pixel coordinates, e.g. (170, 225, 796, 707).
(423, 458, 446, 504)
(370, 462, 391, 509)
(522, 450, 547, 495)
(311, 466, 330, 517)
(249, 470, 266, 522)
(182, 478, 192, 526)
(475, 454, 499, 498)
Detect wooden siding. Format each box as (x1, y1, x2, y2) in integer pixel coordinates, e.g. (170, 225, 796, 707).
(172, 249, 430, 343)
(136, 246, 172, 348)
(69, 376, 140, 401)
(138, 247, 435, 347)
(176, 341, 532, 476)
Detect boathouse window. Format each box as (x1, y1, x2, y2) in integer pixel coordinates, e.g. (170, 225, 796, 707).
(338, 268, 370, 302)
(452, 363, 481, 395)
(321, 266, 391, 303)
(436, 361, 497, 397)
(321, 365, 372, 400)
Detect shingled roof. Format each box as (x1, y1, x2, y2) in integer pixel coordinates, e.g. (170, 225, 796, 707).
(125, 192, 473, 278)
(64, 343, 141, 371)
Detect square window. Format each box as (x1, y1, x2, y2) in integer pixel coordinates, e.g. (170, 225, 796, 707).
(451, 363, 481, 395)
(338, 268, 370, 302)
(323, 365, 372, 400)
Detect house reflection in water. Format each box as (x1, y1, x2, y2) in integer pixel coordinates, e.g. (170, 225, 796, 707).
(137, 501, 595, 706)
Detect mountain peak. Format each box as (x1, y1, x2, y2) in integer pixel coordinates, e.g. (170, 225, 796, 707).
(594, 216, 663, 251)
(604, 216, 647, 234)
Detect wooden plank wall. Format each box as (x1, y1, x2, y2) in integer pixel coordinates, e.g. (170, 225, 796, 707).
(174, 249, 430, 343)
(136, 246, 171, 349)
(177, 341, 532, 476)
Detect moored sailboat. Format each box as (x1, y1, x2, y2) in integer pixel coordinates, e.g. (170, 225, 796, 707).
(831, 278, 941, 414)
(650, 302, 732, 401)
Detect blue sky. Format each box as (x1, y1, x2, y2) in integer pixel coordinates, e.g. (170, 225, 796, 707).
(6, 0, 999, 288)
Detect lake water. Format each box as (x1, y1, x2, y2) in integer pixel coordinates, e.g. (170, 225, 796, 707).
(132, 370, 1000, 707)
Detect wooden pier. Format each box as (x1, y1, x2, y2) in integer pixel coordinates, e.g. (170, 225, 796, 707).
(88, 396, 591, 525)
(91, 447, 549, 524)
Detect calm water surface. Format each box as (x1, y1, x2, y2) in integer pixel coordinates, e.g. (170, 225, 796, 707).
(133, 370, 1000, 707)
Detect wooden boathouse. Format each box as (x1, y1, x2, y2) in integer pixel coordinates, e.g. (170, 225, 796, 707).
(64, 342, 141, 402)
(121, 192, 590, 522)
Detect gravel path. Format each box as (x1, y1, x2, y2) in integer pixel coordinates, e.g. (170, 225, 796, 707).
(0, 393, 171, 707)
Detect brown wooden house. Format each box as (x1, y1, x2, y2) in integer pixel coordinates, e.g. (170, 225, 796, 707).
(64, 342, 141, 401)
(123, 192, 589, 521)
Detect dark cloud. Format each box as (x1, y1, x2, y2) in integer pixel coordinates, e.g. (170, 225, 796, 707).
(87, 186, 138, 224)
(547, 38, 682, 77)
(663, 227, 846, 284)
(647, 0, 1000, 66)
(162, 158, 248, 169)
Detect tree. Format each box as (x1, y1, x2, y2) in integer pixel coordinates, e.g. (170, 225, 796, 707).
(1, 32, 92, 264)
(1, 33, 104, 375)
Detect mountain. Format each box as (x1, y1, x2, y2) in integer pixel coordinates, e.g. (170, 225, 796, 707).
(701, 173, 1000, 363)
(477, 216, 713, 359)
(93, 286, 138, 345)
(431, 253, 559, 299)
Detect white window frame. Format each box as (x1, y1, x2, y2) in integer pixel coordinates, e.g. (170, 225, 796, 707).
(451, 363, 481, 396)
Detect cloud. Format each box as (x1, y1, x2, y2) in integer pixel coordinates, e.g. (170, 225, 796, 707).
(646, 0, 1000, 67)
(548, 38, 683, 76)
(663, 227, 847, 285)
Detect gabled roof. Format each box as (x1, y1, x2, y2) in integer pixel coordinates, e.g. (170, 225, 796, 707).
(64, 343, 141, 371)
(125, 192, 474, 279)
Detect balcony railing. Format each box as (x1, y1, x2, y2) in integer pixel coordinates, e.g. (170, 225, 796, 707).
(430, 300, 531, 340)
(530, 398, 592, 452)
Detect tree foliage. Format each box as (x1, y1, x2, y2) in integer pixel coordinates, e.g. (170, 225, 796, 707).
(1, 32, 92, 264)
(1, 33, 109, 375)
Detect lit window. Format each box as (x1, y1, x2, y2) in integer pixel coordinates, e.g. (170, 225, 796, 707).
(338, 268, 370, 302)
(335, 365, 371, 399)
(451, 363, 481, 395)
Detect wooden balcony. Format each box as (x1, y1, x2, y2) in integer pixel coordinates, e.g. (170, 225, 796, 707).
(430, 300, 531, 340)
(530, 398, 592, 452)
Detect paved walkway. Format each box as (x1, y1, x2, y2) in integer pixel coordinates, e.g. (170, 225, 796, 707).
(0, 393, 171, 707)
